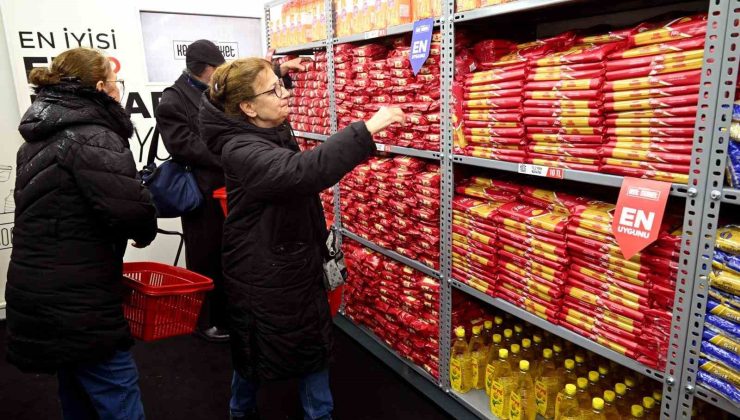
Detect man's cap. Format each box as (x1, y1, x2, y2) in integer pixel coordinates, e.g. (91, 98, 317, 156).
(186, 40, 226, 70)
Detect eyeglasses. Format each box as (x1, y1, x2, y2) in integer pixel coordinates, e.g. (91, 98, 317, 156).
(246, 79, 285, 99)
(105, 79, 125, 97)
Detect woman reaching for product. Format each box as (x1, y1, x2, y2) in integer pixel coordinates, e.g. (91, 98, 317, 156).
(199, 57, 404, 420)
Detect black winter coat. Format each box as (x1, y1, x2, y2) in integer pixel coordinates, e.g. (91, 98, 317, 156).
(199, 96, 375, 380)
(6, 83, 158, 373)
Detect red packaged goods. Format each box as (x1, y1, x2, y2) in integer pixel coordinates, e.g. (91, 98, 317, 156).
(535, 43, 627, 66)
(464, 127, 525, 137)
(467, 136, 525, 147)
(463, 88, 523, 99)
(577, 22, 655, 45)
(523, 99, 602, 109)
(605, 58, 704, 81)
(604, 69, 701, 91)
(525, 78, 605, 91)
(527, 134, 604, 145)
(600, 165, 689, 183)
(605, 94, 698, 112)
(465, 64, 527, 83)
(604, 140, 693, 153)
(523, 108, 602, 118)
(527, 126, 604, 135)
(466, 80, 525, 92)
(606, 126, 694, 137)
(463, 147, 527, 163)
(523, 116, 603, 128)
(531, 62, 605, 73)
(524, 90, 601, 100)
(605, 116, 696, 128)
(353, 43, 387, 57)
(606, 49, 703, 72)
(527, 69, 605, 82)
(472, 39, 517, 62)
(465, 121, 521, 129)
(609, 106, 698, 119)
(608, 35, 705, 59)
(497, 203, 568, 234)
(602, 157, 689, 173)
(527, 145, 600, 158)
(464, 112, 521, 122)
(630, 14, 707, 46)
(527, 153, 599, 165)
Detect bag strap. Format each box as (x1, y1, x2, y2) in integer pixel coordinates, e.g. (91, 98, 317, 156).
(148, 86, 190, 166)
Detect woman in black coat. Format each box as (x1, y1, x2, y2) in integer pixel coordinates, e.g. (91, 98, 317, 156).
(199, 57, 404, 420)
(6, 48, 157, 420)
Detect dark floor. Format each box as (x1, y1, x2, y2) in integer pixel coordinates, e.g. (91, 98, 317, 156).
(0, 321, 452, 420)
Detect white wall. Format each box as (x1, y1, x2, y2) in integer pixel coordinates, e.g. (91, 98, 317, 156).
(0, 0, 273, 318)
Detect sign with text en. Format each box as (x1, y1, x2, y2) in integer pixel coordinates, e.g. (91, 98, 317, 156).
(612, 177, 671, 259)
(409, 18, 434, 75)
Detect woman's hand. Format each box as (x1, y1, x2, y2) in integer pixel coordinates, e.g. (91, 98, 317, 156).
(365, 107, 405, 135)
(265, 49, 309, 75)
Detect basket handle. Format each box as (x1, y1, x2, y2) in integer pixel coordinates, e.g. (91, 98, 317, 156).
(156, 229, 184, 266)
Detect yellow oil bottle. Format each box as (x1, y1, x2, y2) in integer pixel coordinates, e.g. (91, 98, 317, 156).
(555, 384, 581, 420)
(602, 390, 621, 420)
(626, 404, 645, 419)
(535, 348, 562, 420)
(509, 360, 537, 420)
(469, 325, 487, 390)
(587, 371, 604, 400)
(586, 397, 606, 420)
(642, 396, 658, 420)
(576, 377, 591, 410)
(614, 383, 631, 417)
(489, 349, 516, 420)
(450, 327, 473, 393)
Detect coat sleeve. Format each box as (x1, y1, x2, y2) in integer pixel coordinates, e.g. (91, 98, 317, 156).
(155, 89, 222, 168)
(226, 121, 375, 201)
(66, 130, 158, 246)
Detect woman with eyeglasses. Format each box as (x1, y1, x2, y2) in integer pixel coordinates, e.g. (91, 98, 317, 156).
(200, 57, 404, 420)
(6, 47, 157, 420)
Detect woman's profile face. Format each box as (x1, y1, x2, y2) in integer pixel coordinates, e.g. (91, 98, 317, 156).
(96, 61, 122, 103)
(246, 68, 290, 128)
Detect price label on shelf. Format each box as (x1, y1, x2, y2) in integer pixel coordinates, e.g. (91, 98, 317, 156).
(376, 143, 390, 152)
(517, 164, 564, 179)
(364, 29, 387, 40)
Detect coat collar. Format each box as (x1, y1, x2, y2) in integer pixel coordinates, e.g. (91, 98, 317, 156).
(174, 72, 204, 110)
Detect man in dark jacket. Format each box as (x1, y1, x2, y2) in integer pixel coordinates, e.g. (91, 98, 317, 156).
(155, 39, 230, 341)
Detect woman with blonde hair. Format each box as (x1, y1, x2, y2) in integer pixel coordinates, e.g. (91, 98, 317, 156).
(6, 47, 157, 420)
(199, 57, 404, 420)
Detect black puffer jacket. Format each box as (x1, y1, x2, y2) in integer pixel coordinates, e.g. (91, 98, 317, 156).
(199, 95, 374, 380)
(6, 83, 158, 373)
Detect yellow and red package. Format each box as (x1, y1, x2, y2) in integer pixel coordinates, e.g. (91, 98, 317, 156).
(606, 94, 698, 112)
(526, 78, 605, 91)
(602, 157, 689, 174)
(523, 108, 602, 118)
(535, 43, 627, 66)
(630, 14, 707, 47)
(601, 147, 691, 165)
(527, 133, 604, 144)
(606, 49, 703, 72)
(524, 89, 601, 100)
(527, 69, 606, 82)
(527, 125, 604, 135)
(610, 107, 698, 119)
(524, 99, 603, 109)
(523, 116, 604, 127)
(604, 85, 699, 102)
(604, 69, 701, 91)
(609, 35, 704, 60)
(605, 58, 704, 81)
(607, 126, 694, 137)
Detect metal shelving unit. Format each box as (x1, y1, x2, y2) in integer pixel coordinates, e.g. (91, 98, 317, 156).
(264, 0, 740, 418)
(293, 130, 328, 142)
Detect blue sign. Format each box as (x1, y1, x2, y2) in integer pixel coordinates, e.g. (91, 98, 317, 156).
(410, 18, 434, 76)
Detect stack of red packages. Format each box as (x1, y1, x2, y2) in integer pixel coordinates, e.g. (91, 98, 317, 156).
(340, 156, 441, 269)
(295, 138, 334, 226)
(563, 200, 681, 369)
(523, 41, 628, 171)
(601, 14, 707, 184)
(335, 37, 442, 151)
(495, 189, 571, 324)
(458, 42, 527, 162)
(288, 52, 330, 135)
(343, 240, 441, 378)
(451, 177, 520, 295)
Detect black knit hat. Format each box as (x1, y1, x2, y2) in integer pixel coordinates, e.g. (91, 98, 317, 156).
(186, 40, 226, 75)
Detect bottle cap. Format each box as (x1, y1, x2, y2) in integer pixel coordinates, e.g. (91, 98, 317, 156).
(631, 405, 644, 417)
(565, 384, 577, 395)
(598, 365, 609, 375)
(504, 329, 513, 338)
(565, 359, 575, 370)
(653, 391, 662, 402)
(593, 397, 604, 410)
(625, 376, 637, 388)
(603, 390, 616, 403)
(575, 354, 586, 363)
(522, 338, 531, 348)
(511, 344, 520, 353)
(472, 325, 481, 335)
(514, 324, 523, 333)
(589, 371, 600, 382)
(543, 348, 553, 359)
(494, 316, 503, 325)
(484, 320, 493, 329)
(577, 377, 588, 389)
(493, 334, 502, 343)
(553, 344, 563, 352)
(615, 383, 627, 395)
(643, 396, 655, 409)
(520, 360, 529, 371)
(455, 327, 465, 338)
(533, 334, 542, 344)
(499, 349, 509, 359)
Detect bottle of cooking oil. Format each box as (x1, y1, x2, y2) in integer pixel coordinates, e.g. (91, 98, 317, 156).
(510, 344, 522, 371)
(574, 353, 588, 377)
(483, 320, 494, 346)
(642, 396, 658, 420)
(555, 384, 581, 420)
(494, 315, 505, 334)
(487, 333, 504, 364)
(652, 390, 662, 405)
(489, 349, 516, 419)
(602, 390, 621, 420)
(450, 327, 473, 393)
(626, 404, 645, 419)
(563, 359, 578, 388)
(587, 371, 604, 399)
(535, 348, 561, 420)
(469, 325, 487, 390)
(514, 324, 525, 341)
(576, 377, 591, 410)
(552, 343, 565, 367)
(598, 365, 613, 390)
(510, 360, 536, 420)
(585, 397, 606, 420)
(624, 376, 638, 394)
(521, 338, 535, 362)
(614, 383, 631, 417)
(503, 328, 515, 348)
(532, 333, 544, 357)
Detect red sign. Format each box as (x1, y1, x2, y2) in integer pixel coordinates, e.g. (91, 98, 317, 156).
(612, 177, 671, 259)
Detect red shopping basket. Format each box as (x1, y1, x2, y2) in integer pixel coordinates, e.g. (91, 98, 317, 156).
(122, 262, 214, 341)
(213, 187, 342, 316)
